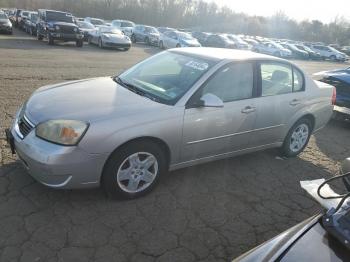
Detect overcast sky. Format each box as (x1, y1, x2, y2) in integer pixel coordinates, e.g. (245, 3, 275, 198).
(206, 0, 349, 23)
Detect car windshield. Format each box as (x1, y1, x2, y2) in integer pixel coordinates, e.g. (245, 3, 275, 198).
(178, 32, 193, 40)
(46, 11, 74, 23)
(329, 46, 340, 53)
(100, 27, 121, 34)
(90, 18, 104, 25)
(0, 13, 7, 19)
(121, 21, 134, 27)
(145, 27, 157, 33)
(117, 51, 216, 105)
(78, 21, 94, 29)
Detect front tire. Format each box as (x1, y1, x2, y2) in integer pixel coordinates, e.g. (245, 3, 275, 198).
(281, 118, 312, 157)
(76, 39, 83, 47)
(98, 38, 103, 48)
(102, 140, 167, 199)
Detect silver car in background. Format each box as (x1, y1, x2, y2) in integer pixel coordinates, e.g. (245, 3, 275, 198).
(6, 48, 334, 199)
(88, 26, 131, 50)
(159, 30, 201, 49)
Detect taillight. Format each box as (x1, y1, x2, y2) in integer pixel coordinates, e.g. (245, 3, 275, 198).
(332, 87, 337, 105)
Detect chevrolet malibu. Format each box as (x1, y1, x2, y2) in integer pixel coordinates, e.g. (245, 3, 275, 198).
(6, 48, 335, 199)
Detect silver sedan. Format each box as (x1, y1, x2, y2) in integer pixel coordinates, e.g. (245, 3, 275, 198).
(6, 48, 335, 199)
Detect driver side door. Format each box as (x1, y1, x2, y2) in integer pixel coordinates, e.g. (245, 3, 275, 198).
(181, 62, 258, 162)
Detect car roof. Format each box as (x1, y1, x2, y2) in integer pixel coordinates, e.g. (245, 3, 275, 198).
(171, 48, 288, 63)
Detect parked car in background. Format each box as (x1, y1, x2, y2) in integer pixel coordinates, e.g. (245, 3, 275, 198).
(225, 34, 250, 49)
(88, 26, 131, 50)
(110, 19, 135, 37)
(0, 11, 12, 34)
(10, 9, 22, 27)
(311, 45, 347, 61)
(340, 46, 350, 56)
(157, 27, 176, 34)
(17, 10, 30, 30)
(37, 9, 84, 47)
(295, 44, 322, 60)
(281, 43, 309, 59)
(84, 17, 105, 27)
(159, 30, 201, 49)
(131, 25, 160, 46)
(5, 48, 334, 199)
(77, 21, 95, 41)
(191, 31, 211, 46)
(204, 34, 235, 48)
(24, 11, 38, 35)
(254, 41, 292, 58)
(315, 67, 350, 121)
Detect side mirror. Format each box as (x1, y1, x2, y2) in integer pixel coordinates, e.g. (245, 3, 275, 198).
(341, 158, 350, 191)
(198, 93, 224, 108)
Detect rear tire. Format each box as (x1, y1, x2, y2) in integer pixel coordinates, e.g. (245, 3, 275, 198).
(330, 55, 336, 61)
(102, 140, 167, 199)
(131, 34, 136, 43)
(76, 39, 83, 47)
(281, 118, 312, 157)
(48, 34, 54, 45)
(37, 32, 43, 41)
(176, 43, 181, 48)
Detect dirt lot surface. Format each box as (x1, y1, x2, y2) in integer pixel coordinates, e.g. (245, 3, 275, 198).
(1, 29, 350, 262)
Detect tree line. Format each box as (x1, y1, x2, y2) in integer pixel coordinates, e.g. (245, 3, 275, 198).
(2, 0, 350, 45)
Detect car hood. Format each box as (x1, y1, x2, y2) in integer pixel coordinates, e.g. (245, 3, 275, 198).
(0, 19, 9, 23)
(24, 77, 167, 124)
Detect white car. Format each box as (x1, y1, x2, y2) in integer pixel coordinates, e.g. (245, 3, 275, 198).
(159, 31, 201, 49)
(88, 26, 131, 50)
(225, 34, 250, 50)
(110, 19, 135, 37)
(311, 45, 347, 61)
(254, 41, 292, 58)
(84, 17, 105, 28)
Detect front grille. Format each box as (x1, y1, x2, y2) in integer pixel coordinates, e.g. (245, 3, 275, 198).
(18, 115, 34, 138)
(59, 25, 75, 34)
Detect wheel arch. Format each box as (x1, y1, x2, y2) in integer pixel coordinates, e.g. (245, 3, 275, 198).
(101, 136, 171, 183)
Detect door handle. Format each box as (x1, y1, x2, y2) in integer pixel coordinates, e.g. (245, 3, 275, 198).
(289, 99, 301, 106)
(241, 106, 256, 114)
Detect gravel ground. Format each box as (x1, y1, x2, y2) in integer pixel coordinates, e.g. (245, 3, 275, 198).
(1, 29, 350, 262)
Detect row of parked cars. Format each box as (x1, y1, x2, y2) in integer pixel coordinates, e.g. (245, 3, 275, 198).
(2, 7, 350, 61)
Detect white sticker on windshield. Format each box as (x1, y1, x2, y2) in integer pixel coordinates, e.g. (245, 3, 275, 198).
(185, 61, 209, 71)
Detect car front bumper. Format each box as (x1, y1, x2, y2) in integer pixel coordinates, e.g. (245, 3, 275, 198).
(7, 115, 109, 189)
(0, 24, 12, 32)
(103, 42, 131, 48)
(50, 32, 84, 41)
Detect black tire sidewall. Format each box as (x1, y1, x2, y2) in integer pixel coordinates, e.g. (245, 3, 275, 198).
(102, 141, 167, 199)
(282, 118, 312, 157)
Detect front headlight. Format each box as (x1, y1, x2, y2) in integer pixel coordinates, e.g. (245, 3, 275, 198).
(55, 25, 60, 30)
(6, 21, 12, 27)
(36, 120, 88, 146)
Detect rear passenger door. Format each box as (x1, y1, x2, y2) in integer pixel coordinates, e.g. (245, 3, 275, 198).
(249, 61, 306, 147)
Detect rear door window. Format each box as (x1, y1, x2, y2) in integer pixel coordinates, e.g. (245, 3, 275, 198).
(260, 63, 293, 96)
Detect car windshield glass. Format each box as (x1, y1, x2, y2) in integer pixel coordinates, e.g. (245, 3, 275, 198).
(78, 22, 94, 29)
(46, 11, 74, 23)
(329, 46, 340, 53)
(121, 21, 134, 27)
(90, 18, 104, 25)
(145, 27, 157, 33)
(178, 32, 193, 40)
(0, 13, 7, 19)
(100, 27, 121, 34)
(117, 51, 216, 105)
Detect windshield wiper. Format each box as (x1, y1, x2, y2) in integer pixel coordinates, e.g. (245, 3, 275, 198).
(114, 77, 160, 102)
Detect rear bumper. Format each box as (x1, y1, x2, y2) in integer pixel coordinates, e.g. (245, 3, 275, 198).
(334, 105, 350, 115)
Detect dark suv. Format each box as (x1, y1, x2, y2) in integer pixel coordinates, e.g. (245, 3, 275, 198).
(36, 9, 83, 47)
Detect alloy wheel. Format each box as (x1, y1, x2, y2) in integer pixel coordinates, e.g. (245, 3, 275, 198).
(289, 123, 309, 153)
(116, 152, 158, 193)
